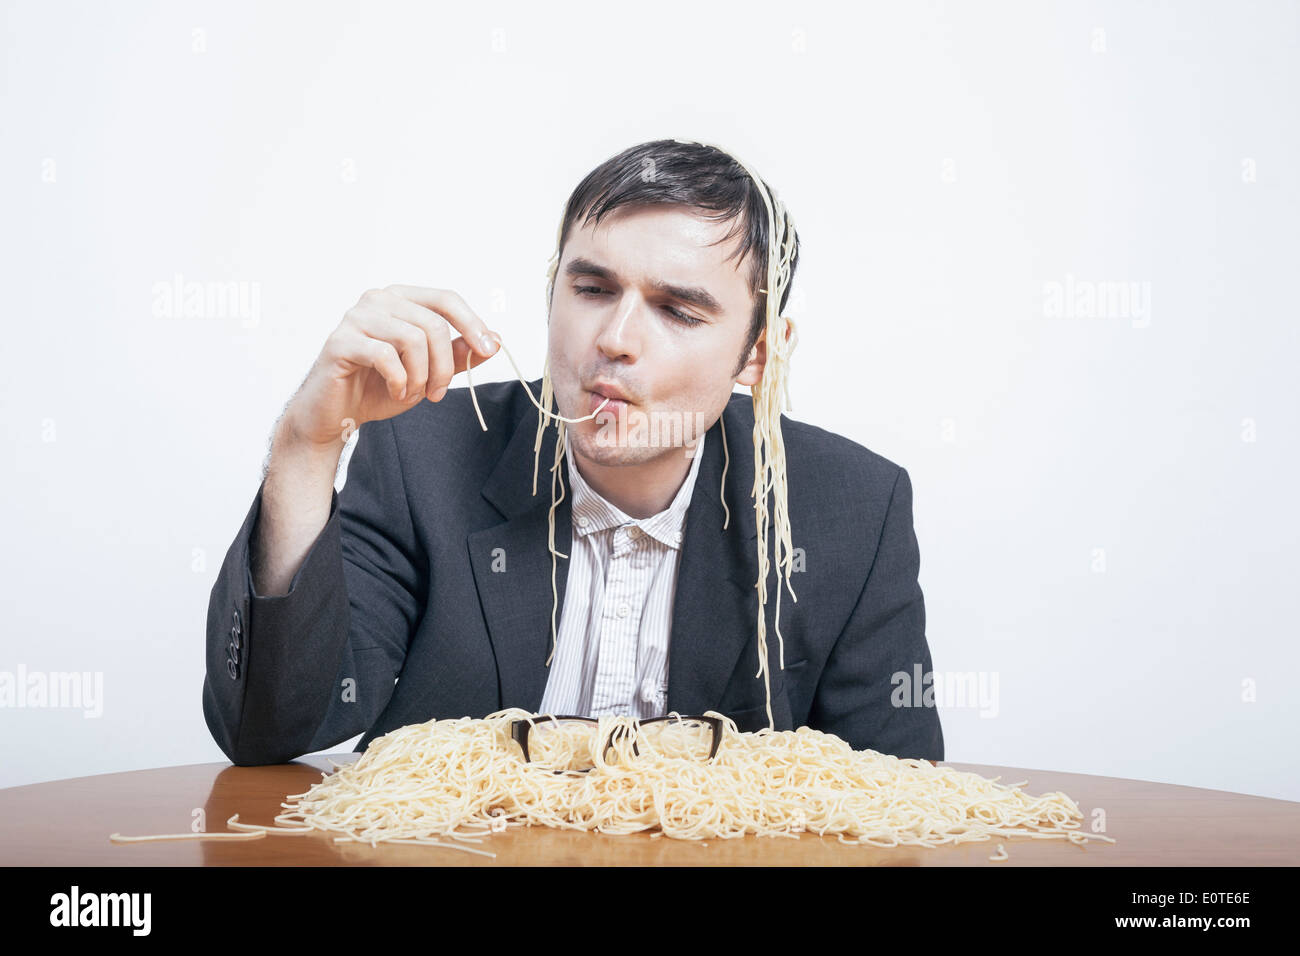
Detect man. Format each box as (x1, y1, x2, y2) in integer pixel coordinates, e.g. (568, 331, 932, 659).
(203, 140, 943, 766)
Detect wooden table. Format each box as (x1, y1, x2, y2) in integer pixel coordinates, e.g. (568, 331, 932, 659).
(2, 756, 1296, 866)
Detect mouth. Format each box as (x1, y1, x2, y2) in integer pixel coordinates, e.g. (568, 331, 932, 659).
(587, 382, 635, 414)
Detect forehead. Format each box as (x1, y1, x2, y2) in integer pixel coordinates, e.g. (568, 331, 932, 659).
(562, 204, 754, 304)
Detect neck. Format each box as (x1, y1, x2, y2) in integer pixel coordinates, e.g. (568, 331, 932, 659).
(570, 447, 694, 519)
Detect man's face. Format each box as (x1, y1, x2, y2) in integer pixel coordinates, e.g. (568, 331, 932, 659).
(547, 204, 764, 469)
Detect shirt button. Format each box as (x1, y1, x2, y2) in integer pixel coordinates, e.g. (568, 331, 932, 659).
(627, 526, 640, 539)
(616, 603, 630, 618)
(577, 515, 590, 529)
(673, 531, 683, 544)
(640, 678, 657, 703)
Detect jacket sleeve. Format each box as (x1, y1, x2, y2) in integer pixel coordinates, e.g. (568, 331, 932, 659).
(808, 466, 944, 761)
(202, 418, 425, 765)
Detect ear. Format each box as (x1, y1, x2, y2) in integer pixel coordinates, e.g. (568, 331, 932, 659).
(734, 331, 767, 387)
(734, 317, 793, 388)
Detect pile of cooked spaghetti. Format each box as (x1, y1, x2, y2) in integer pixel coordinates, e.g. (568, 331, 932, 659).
(213, 709, 1114, 856)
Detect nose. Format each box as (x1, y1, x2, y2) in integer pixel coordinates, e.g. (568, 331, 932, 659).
(594, 293, 644, 362)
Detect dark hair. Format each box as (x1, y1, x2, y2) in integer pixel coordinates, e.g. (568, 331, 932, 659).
(552, 140, 799, 377)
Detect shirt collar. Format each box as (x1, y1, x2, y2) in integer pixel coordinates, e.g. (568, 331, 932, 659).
(566, 431, 707, 551)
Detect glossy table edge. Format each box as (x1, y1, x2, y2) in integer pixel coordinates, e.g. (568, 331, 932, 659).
(1, 756, 1294, 806)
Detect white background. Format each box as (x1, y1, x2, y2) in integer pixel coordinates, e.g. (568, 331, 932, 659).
(2, 0, 1297, 802)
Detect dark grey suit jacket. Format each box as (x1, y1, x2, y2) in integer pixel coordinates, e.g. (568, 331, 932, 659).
(203, 378, 943, 765)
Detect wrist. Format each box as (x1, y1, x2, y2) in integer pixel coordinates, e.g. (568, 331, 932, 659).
(271, 414, 347, 481)
(277, 407, 350, 457)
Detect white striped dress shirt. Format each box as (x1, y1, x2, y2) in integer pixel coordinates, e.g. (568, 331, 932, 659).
(537, 432, 707, 720)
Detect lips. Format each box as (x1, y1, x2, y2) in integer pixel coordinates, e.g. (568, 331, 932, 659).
(588, 382, 634, 404)
(587, 386, 633, 418)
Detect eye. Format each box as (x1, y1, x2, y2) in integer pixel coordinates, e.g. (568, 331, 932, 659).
(574, 285, 703, 327)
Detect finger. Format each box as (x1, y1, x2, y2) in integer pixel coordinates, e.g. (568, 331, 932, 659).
(425, 313, 454, 399)
(364, 291, 454, 401)
(335, 329, 408, 401)
(449, 336, 496, 377)
(374, 291, 501, 402)
(422, 338, 497, 403)
(382, 285, 500, 359)
(426, 338, 497, 403)
(348, 306, 430, 399)
(368, 292, 493, 402)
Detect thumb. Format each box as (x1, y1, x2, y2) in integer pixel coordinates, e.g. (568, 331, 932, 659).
(451, 335, 496, 377)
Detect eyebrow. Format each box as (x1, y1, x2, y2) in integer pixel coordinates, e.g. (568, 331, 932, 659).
(563, 256, 725, 316)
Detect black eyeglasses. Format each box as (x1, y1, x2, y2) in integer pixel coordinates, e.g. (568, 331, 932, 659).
(509, 714, 724, 773)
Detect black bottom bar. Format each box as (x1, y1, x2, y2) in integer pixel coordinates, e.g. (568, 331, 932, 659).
(2, 864, 1288, 940)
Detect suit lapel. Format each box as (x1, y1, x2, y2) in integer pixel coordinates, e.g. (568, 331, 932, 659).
(467, 396, 573, 713)
(665, 397, 768, 716)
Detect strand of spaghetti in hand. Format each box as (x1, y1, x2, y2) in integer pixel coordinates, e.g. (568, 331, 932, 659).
(463, 334, 611, 431)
